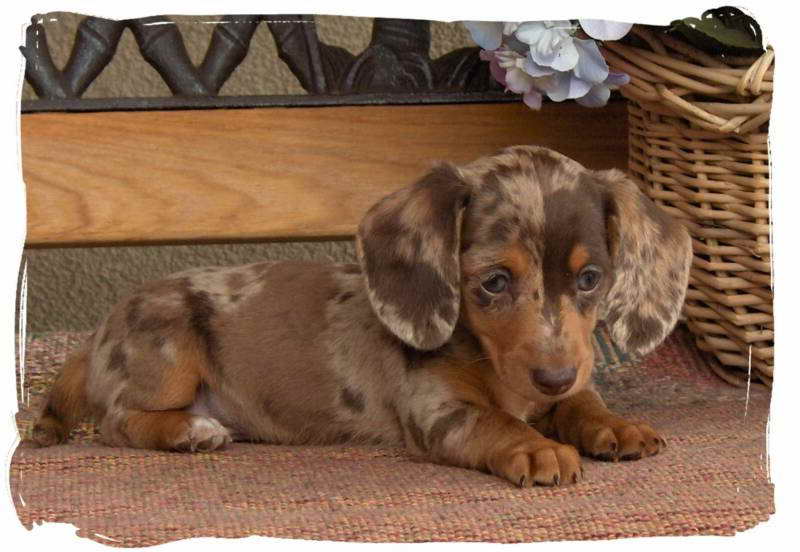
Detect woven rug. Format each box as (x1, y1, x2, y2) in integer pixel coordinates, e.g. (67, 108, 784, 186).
(10, 325, 773, 546)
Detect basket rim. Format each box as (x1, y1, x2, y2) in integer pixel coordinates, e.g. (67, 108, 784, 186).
(603, 25, 774, 135)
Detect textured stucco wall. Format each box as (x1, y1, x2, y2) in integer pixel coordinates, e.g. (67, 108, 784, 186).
(21, 13, 474, 332)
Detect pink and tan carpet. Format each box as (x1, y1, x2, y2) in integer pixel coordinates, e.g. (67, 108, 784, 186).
(10, 325, 773, 546)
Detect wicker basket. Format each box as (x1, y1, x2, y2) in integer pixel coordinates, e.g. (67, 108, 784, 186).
(600, 26, 774, 386)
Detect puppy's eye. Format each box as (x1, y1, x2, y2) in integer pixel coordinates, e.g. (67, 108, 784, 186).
(481, 270, 510, 294)
(577, 265, 602, 292)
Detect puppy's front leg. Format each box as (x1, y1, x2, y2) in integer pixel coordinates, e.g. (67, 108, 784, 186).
(545, 388, 666, 462)
(406, 402, 582, 487)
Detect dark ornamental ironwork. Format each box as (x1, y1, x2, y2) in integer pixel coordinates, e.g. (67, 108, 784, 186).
(21, 14, 508, 113)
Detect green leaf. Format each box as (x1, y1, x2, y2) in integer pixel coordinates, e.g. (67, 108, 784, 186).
(669, 6, 764, 56)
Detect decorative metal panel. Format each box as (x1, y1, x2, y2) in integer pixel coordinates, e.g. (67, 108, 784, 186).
(21, 14, 510, 113)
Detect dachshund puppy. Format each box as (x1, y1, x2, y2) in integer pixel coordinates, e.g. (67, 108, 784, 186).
(30, 146, 692, 487)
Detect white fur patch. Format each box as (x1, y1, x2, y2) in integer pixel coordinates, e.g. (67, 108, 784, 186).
(176, 416, 232, 452)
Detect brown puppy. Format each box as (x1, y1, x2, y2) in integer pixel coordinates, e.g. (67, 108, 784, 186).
(29, 146, 691, 488)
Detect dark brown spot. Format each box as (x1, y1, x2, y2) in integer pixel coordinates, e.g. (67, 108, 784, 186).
(262, 398, 278, 418)
(332, 431, 354, 444)
(133, 315, 173, 333)
(625, 313, 662, 352)
(184, 289, 220, 372)
(406, 414, 428, 452)
(126, 296, 143, 328)
(401, 343, 446, 371)
(428, 407, 468, 449)
(362, 251, 456, 348)
(488, 218, 515, 244)
(340, 387, 365, 413)
(108, 343, 127, 373)
(342, 264, 362, 275)
(43, 403, 58, 419)
(226, 271, 246, 290)
(337, 292, 354, 303)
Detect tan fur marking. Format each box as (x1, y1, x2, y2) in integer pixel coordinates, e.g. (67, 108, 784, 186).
(560, 296, 596, 367)
(122, 410, 194, 450)
(568, 244, 590, 274)
(449, 406, 581, 487)
(426, 353, 493, 411)
(500, 243, 532, 280)
(547, 388, 665, 461)
(151, 335, 207, 409)
(29, 346, 90, 446)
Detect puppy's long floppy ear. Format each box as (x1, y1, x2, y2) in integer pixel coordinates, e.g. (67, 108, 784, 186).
(356, 164, 471, 350)
(593, 169, 693, 357)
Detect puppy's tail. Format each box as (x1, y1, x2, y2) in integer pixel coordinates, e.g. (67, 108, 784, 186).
(27, 345, 91, 447)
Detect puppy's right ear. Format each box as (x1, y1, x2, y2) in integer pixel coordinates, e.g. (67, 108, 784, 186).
(356, 164, 471, 350)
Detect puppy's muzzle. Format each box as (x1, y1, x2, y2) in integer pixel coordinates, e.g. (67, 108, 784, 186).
(529, 366, 577, 396)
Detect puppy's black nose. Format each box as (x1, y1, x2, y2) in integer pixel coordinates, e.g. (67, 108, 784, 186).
(530, 366, 577, 396)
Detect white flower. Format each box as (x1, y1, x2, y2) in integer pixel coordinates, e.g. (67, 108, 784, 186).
(572, 39, 609, 85)
(465, 21, 523, 52)
(463, 21, 504, 50)
(578, 19, 633, 41)
(536, 71, 591, 102)
(515, 21, 579, 72)
(481, 49, 544, 109)
(576, 72, 630, 107)
(502, 22, 521, 36)
(464, 19, 631, 110)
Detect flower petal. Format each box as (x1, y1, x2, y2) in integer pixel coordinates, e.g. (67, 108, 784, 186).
(605, 71, 630, 88)
(505, 68, 535, 94)
(463, 21, 504, 50)
(537, 72, 571, 102)
(504, 35, 530, 55)
(523, 54, 555, 77)
(544, 20, 575, 32)
(503, 22, 520, 36)
(567, 75, 592, 99)
(573, 39, 609, 84)
(489, 57, 508, 86)
(579, 19, 633, 41)
(549, 39, 579, 72)
(576, 84, 611, 107)
(523, 89, 543, 110)
(528, 31, 578, 71)
(514, 21, 547, 45)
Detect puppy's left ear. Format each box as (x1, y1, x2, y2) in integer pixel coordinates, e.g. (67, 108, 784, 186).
(356, 164, 470, 350)
(592, 169, 693, 357)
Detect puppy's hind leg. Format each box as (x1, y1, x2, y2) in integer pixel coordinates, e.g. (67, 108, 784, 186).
(29, 345, 91, 447)
(110, 410, 231, 452)
(97, 333, 231, 452)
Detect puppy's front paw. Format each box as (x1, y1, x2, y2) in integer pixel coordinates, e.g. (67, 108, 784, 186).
(174, 416, 232, 452)
(578, 418, 665, 462)
(489, 438, 582, 488)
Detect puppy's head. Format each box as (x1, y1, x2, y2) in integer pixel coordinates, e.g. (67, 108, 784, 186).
(357, 146, 691, 401)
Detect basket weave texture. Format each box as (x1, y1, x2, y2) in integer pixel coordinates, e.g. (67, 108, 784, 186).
(601, 26, 774, 386)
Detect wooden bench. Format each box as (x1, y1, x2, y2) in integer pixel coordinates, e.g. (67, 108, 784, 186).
(22, 101, 628, 247)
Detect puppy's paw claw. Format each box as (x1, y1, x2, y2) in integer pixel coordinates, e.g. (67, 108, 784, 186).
(580, 420, 663, 462)
(491, 439, 583, 488)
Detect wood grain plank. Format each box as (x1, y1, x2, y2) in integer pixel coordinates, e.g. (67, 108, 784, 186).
(22, 102, 628, 246)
